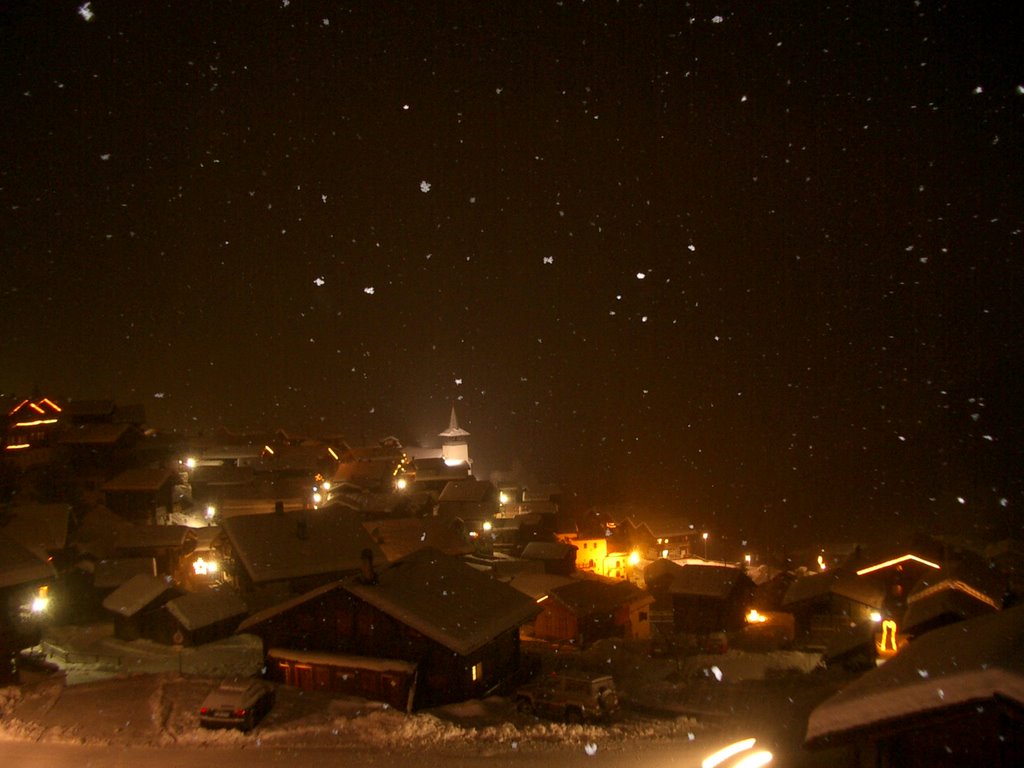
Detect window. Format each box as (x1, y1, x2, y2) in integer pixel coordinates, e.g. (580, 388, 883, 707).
(471, 662, 483, 682)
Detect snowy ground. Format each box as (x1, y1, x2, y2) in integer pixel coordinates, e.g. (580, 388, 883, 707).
(0, 625, 844, 764)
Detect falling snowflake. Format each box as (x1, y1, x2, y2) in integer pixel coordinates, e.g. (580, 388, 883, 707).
(455, 378, 463, 385)
(153, 393, 165, 399)
(543, 256, 554, 264)
(420, 180, 431, 193)
(710, 666, 723, 681)
(322, 18, 330, 26)
(78, 3, 94, 21)
(363, 286, 375, 295)
(687, 244, 696, 252)
(918, 669, 930, 678)
(973, 85, 983, 94)
(584, 743, 598, 756)
(636, 271, 646, 280)
(321, 194, 327, 203)
(711, 15, 724, 23)
(313, 277, 325, 287)
(100, 153, 110, 161)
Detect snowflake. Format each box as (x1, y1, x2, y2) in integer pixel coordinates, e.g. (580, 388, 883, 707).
(153, 393, 165, 399)
(322, 18, 330, 26)
(313, 277, 325, 287)
(636, 271, 646, 280)
(100, 153, 110, 161)
(321, 194, 327, 203)
(363, 287, 375, 295)
(543, 256, 554, 264)
(711, 15, 724, 23)
(584, 743, 598, 756)
(687, 243, 696, 251)
(455, 378, 463, 385)
(78, 3, 94, 21)
(420, 180, 431, 193)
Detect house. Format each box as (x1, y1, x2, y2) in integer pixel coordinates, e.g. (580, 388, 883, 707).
(805, 606, 1024, 767)
(531, 578, 654, 646)
(102, 467, 178, 525)
(218, 506, 387, 607)
(436, 479, 499, 531)
(782, 570, 887, 648)
(520, 541, 578, 577)
(102, 573, 181, 641)
(901, 558, 1005, 639)
(3, 397, 65, 468)
(158, 589, 248, 646)
(237, 547, 540, 710)
(643, 560, 755, 635)
(362, 516, 475, 562)
(0, 531, 56, 682)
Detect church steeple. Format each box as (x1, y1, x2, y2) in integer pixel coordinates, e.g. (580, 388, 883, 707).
(439, 405, 470, 467)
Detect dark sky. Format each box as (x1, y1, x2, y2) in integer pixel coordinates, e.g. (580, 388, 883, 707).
(2, 1, 1021, 547)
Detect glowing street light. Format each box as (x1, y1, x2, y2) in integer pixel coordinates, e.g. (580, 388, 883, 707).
(703, 531, 709, 559)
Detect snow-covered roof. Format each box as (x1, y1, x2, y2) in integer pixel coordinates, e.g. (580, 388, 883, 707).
(222, 507, 387, 584)
(92, 557, 157, 589)
(0, 531, 55, 588)
(550, 578, 653, 615)
(646, 560, 749, 598)
(438, 406, 469, 438)
(438, 479, 494, 503)
(363, 517, 474, 561)
(782, 570, 885, 609)
(101, 467, 177, 492)
(102, 573, 178, 617)
(806, 605, 1024, 746)
(0, 503, 71, 559)
(520, 541, 576, 561)
(165, 589, 248, 631)
(343, 548, 540, 656)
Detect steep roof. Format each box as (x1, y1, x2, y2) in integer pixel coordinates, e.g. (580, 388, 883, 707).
(0, 531, 55, 589)
(343, 548, 540, 656)
(221, 507, 386, 584)
(806, 605, 1024, 746)
(647, 561, 750, 598)
(363, 517, 474, 561)
(520, 541, 577, 561)
(101, 467, 177, 492)
(165, 589, 248, 631)
(438, 406, 469, 438)
(550, 578, 654, 615)
(0, 503, 71, 559)
(102, 573, 178, 617)
(438, 479, 495, 504)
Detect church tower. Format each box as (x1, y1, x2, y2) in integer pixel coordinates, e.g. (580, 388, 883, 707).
(439, 405, 471, 468)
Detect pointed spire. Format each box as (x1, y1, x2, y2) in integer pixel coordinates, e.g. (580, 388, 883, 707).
(439, 405, 470, 438)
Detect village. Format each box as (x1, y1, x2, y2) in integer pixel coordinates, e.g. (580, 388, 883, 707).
(1, 395, 1022, 766)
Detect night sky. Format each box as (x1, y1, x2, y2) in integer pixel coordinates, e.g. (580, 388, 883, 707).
(2, 1, 1022, 548)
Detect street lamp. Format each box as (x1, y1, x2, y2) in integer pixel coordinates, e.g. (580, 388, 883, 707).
(702, 531, 709, 560)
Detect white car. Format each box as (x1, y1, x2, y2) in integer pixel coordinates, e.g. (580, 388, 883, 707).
(199, 678, 275, 732)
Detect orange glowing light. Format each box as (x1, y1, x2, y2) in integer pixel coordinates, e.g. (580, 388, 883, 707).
(29, 402, 44, 413)
(39, 398, 62, 412)
(328, 447, 339, 460)
(879, 619, 899, 652)
(14, 418, 58, 427)
(746, 609, 768, 624)
(8, 399, 30, 416)
(856, 554, 941, 576)
(5, 443, 31, 450)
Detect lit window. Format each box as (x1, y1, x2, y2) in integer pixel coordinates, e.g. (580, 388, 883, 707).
(471, 662, 483, 682)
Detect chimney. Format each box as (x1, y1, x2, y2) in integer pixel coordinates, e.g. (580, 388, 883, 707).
(274, 500, 285, 515)
(359, 548, 377, 585)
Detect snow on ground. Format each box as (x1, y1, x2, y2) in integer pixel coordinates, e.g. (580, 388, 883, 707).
(0, 624, 828, 756)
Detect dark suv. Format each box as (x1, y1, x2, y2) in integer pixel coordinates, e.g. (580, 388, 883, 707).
(514, 671, 619, 723)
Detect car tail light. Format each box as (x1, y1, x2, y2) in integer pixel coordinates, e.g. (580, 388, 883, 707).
(200, 707, 209, 715)
(233, 708, 247, 717)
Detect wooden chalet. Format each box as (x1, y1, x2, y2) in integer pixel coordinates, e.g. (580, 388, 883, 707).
(237, 547, 540, 711)
(102, 573, 181, 641)
(644, 560, 755, 635)
(532, 577, 655, 646)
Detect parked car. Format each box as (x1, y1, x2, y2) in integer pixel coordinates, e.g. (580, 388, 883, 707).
(514, 671, 618, 723)
(199, 678, 275, 731)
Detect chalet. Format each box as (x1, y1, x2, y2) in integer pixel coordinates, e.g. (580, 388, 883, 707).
(531, 578, 654, 646)
(806, 606, 1024, 767)
(3, 397, 64, 468)
(158, 589, 248, 646)
(218, 506, 387, 607)
(102, 467, 178, 525)
(902, 558, 1005, 639)
(644, 560, 755, 635)
(520, 540, 578, 577)
(782, 570, 887, 647)
(102, 573, 181, 641)
(237, 547, 540, 711)
(0, 531, 56, 682)
(437, 479, 499, 528)
(362, 516, 475, 562)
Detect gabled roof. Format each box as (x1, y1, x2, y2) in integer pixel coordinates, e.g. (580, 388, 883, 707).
(109, 524, 195, 551)
(520, 541, 577, 561)
(92, 557, 157, 589)
(165, 589, 248, 631)
(221, 507, 387, 585)
(59, 422, 133, 446)
(101, 467, 177, 492)
(438, 406, 469, 438)
(343, 548, 540, 656)
(646, 560, 750, 598)
(549, 578, 654, 615)
(102, 573, 178, 617)
(1, 503, 71, 559)
(363, 517, 474, 561)
(902, 588, 1000, 636)
(782, 570, 885, 610)
(806, 605, 1024, 746)
(438, 479, 495, 504)
(0, 531, 56, 588)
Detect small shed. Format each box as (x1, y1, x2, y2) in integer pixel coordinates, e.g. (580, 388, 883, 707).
(159, 589, 248, 646)
(102, 573, 181, 641)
